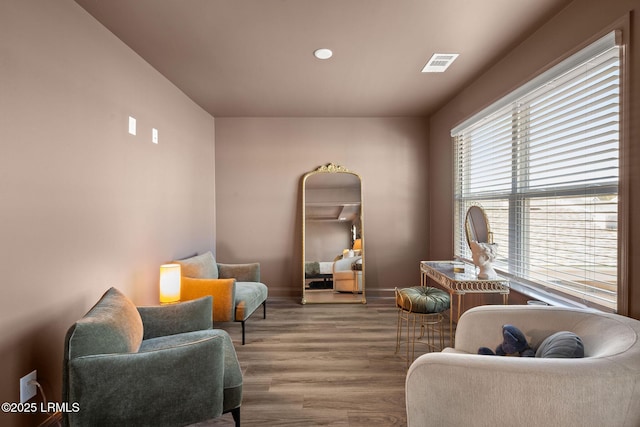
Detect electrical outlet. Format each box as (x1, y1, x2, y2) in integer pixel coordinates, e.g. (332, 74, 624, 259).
(20, 370, 37, 403)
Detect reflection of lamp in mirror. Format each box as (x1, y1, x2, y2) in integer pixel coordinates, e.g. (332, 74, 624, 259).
(159, 263, 181, 304)
(352, 238, 362, 250)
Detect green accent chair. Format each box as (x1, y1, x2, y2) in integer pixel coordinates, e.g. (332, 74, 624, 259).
(62, 287, 242, 427)
(174, 251, 268, 345)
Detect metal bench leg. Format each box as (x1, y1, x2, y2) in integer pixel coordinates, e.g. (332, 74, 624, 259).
(231, 407, 240, 427)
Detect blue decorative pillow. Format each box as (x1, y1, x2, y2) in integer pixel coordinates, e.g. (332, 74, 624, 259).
(535, 331, 584, 358)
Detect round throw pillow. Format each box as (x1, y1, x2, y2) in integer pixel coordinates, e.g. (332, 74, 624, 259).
(535, 331, 584, 358)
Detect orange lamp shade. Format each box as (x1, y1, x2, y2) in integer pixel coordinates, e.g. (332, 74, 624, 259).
(159, 263, 181, 304)
(352, 238, 362, 250)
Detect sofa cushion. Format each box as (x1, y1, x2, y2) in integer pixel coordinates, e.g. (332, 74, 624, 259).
(68, 287, 143, 359)
(174, 251, 219, 279)
(139, 329, 220, 352)
(535, 330, 584, 358)
(234, 282, 268, 321)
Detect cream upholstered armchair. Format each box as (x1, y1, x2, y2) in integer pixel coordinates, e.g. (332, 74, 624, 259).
(405, 305, 640, 427)
(333, 255, 362, 292)
(174, 251, 268, 345)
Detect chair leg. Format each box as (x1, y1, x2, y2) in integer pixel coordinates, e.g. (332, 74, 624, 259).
(241, 320, 245, 345)
(231, 407, 240, 427)
(240, 301, 266, 345)
(395, 308, 400, 353)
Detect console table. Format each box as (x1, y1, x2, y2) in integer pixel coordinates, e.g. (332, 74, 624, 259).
(420, 261, 510, 345)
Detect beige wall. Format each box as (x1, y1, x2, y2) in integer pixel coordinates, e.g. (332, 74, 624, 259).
(305, 221, 352, 262)
(214, 117, 430, 299)
(429, 0, 640, 319)
(0, 1, 215, 425)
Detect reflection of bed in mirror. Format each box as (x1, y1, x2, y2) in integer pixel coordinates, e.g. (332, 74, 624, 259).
(305, 261, 334, 289)
(304, 257, 363, 293)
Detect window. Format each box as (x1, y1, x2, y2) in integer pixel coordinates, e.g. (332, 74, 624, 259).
(452, 32, 622, 311)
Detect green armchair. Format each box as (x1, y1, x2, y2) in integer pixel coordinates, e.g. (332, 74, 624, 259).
(62, 287, 242, 427)
(174, 251, 268, 345)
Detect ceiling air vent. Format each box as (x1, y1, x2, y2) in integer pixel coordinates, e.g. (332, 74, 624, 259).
(421, 53, 459, 73)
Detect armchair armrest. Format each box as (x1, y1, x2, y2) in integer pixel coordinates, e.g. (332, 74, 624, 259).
(137, 296, 212, 340)
(218, 262, 260, 282)
(181, 277, 236, 322)
(333, 256, 361, 273)
(66, 333, 227, 426)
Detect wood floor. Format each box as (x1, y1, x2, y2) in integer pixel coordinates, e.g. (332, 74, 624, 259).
(194, 297, 449, 427)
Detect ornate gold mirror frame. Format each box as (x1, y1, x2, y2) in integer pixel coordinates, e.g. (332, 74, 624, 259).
(301, 163, 365, 304)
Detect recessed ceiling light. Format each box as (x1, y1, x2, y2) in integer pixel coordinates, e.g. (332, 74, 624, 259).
(314, 48, 333, 60)
(421, 53, 459, 73)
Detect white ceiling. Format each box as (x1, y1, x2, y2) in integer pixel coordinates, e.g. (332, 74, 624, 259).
(74, 0, 572, 117)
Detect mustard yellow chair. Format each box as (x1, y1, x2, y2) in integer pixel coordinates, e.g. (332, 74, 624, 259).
(173, 251, 268, 345)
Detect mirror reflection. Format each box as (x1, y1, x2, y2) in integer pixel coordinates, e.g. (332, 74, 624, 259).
(302, 163, 365, 304)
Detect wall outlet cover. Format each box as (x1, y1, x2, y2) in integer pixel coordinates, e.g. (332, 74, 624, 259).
(20, 370, 37, 403)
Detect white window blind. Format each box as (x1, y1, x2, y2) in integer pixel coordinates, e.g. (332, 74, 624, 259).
(453, 32, 621, 311)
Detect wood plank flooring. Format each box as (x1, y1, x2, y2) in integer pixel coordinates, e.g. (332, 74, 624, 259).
(194, 298, 450, 427)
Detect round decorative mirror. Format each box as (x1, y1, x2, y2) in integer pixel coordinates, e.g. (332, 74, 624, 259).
(465, 205, 491, 247)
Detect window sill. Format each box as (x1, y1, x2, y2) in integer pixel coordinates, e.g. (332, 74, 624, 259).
(507, 280, 605, 312)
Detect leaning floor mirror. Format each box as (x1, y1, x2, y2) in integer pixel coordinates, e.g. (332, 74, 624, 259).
(301, 163, 366, 304)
